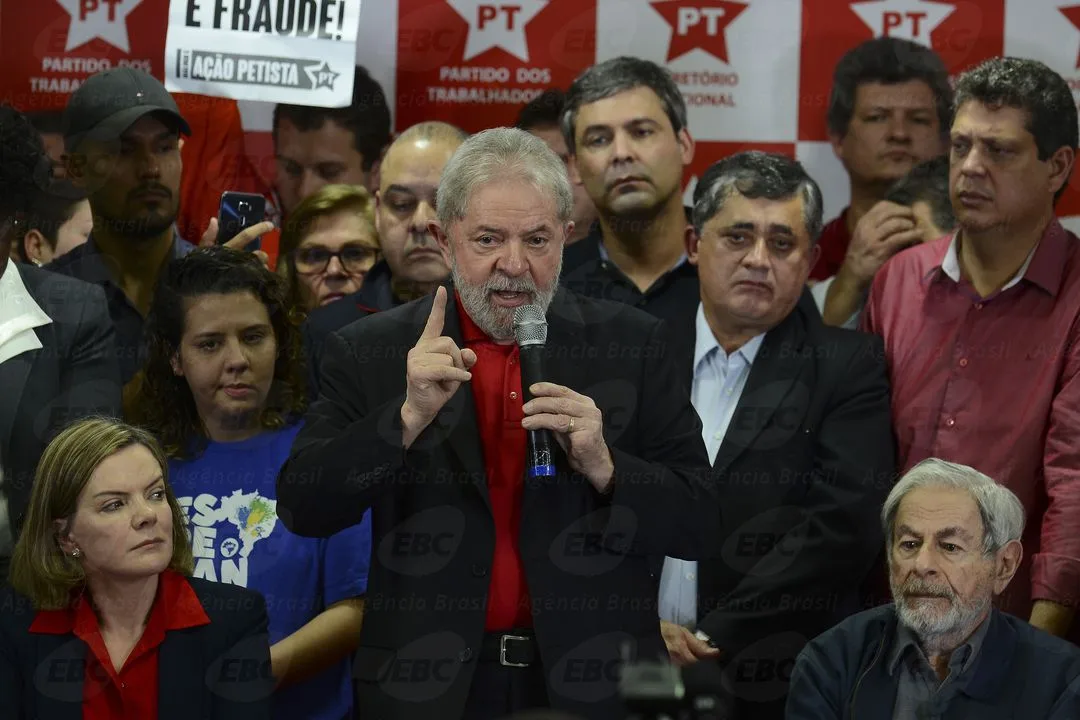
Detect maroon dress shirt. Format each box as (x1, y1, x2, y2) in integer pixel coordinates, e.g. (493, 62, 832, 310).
(863, 219, 1080, 639)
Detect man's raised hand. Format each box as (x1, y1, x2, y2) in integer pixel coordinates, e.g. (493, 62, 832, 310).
(401, 286, 477, 448)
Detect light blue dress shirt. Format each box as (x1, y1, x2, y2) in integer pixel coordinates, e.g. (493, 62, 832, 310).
(658, 303, 764, 628)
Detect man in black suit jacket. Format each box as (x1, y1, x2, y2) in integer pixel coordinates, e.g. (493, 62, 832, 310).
(0, 107, 122, 578)
(278, 128, 716, 720)
(655, 152, 895, 720)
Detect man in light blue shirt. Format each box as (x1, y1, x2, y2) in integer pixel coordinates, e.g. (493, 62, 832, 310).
(657, 151, 895, 720)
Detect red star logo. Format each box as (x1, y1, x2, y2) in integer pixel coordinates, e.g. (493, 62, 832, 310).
(1062, 5, 1080, 68)
(651, 0, 748, 64)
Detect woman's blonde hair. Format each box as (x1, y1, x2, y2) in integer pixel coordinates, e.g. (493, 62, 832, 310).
(278, 183, 379, 312)
(9, 417, 194, 609)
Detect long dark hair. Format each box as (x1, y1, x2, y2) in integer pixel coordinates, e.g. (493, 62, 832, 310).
(128, 246, 307, 459)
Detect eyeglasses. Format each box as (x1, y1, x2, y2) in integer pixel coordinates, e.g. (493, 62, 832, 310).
(294, 245, 379, 275)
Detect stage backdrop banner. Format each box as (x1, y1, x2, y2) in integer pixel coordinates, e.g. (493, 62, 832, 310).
(163, 0, 363, 106)
(0, 0, 170, 111)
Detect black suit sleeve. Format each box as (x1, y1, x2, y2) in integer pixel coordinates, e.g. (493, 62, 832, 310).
(49, 283, 122, 433)
(606, 321, 717, 559)
(277, 330, 430, 537)
(697, 335, 894, 646)
(209, 592, 273, 720)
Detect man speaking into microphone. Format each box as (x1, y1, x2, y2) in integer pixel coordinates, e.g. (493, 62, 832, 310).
(277, 127, 716, 720)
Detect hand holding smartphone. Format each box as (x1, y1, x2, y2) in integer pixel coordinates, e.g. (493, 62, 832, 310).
(216, 191, 267, 250)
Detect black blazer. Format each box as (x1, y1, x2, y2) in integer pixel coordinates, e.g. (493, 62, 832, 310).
(0, 576, 273, 719)
(278, 287, 717, 720)
(668, 301, 895, 720)
(0, 265, 122, 550)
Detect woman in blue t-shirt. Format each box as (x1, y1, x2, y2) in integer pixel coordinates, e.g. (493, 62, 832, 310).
(128, 246, 370, 720)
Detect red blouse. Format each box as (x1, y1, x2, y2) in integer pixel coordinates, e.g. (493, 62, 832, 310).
(28, 570, 210, 720)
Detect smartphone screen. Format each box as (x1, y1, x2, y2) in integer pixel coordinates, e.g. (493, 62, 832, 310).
(217, 192, 267, 250)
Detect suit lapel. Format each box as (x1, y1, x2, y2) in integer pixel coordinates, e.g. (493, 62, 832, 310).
(158, 628, 207, 720)
(0, 350, 34, 462)
(439, 290, 491, 515)
(711, 309, 808, 477)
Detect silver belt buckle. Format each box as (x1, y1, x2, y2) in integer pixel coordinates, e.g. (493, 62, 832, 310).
(499, 634, 530, 667)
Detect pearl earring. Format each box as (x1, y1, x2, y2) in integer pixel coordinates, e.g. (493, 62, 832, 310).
(71, 547, 82, 559)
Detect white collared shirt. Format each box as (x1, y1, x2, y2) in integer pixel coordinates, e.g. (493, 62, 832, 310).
(658, 303, 765, 628)
(0, 260, 52, 557)
(940, 232, 1037, 290)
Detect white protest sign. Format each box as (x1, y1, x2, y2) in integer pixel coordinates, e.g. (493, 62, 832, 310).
(164, 0, 361, 107)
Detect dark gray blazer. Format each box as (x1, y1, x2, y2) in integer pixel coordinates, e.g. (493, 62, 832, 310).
(0, 264, 122, 552)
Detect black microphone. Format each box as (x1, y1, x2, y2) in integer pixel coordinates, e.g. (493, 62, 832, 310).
(513, 304, 556, 478)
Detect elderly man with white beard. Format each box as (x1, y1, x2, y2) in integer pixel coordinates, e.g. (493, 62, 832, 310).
(277, 127, 716, 720)
(787, 459, 1080, 719)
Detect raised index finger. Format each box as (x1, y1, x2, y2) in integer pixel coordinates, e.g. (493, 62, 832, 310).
(421, 286, 447, 339)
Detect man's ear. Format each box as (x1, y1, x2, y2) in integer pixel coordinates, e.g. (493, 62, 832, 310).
(429, 221, 452, 266)
(1048, 145, 1075, 199)
(677, 127, 695, 167)
(367, 157, 383, 194)
(808, 242, 822, 275)
(685, 224, 701, 266)
(568, 154, 583, 185)
(993, 539, 1023, 595)
(828, 131, 846, 164)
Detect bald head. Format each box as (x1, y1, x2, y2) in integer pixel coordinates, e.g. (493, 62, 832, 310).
(379, 121, 467, 195)
(376, 122, 467, 292)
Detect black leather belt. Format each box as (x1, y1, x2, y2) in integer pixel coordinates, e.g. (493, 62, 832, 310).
(479, 631, 537, 667)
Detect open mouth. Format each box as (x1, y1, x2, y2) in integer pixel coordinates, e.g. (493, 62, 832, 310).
(490, 290, 531, 305)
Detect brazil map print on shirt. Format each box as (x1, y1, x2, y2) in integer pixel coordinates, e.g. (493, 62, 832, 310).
(181, 489, 279, 585)
(168, 424, 372, 720)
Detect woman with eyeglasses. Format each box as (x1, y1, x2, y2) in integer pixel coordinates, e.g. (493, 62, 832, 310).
(278, 184, 380, 312)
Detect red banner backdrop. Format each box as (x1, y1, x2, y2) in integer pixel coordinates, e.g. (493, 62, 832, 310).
(4, 0, 1080, 227)
(395, 0, 597, 131)
(1, 0, 169, 111)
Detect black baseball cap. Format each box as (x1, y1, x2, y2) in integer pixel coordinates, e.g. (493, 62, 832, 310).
(63, 67, 191, 152)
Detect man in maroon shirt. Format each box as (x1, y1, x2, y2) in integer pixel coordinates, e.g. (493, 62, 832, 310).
(863, 57, 1080, 642)
(278, 127, 716, 720)
(812, 38, 951, 284)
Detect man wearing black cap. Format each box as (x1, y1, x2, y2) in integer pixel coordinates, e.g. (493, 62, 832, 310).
(45, 68, 192, 384)
(48, 68, 269, 384)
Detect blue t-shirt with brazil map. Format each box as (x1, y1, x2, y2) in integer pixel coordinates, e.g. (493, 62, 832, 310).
(168, 422, 370, 720)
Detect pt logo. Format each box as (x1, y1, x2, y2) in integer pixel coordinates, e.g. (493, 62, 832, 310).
(446, 0, 547, 62)
(851, 0, 955, 46)
(306, 61, 341, 90)
(651, 0, 748, 63)
(56, 0, 143, 52)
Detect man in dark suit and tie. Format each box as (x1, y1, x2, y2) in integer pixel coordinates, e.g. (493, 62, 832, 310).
(278, 127, 716, 720)
(0, 106, 122, 579)
(656, 151, 895, 719)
